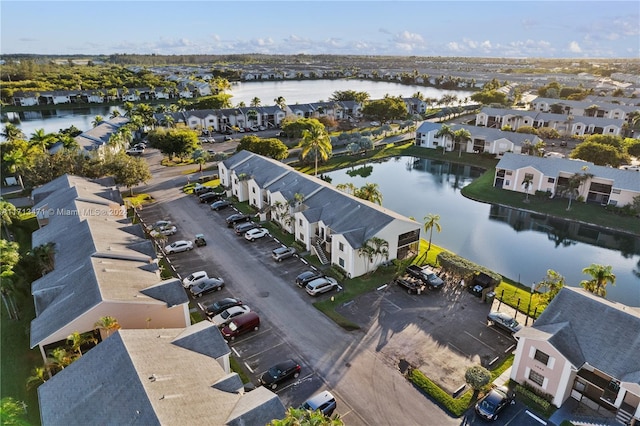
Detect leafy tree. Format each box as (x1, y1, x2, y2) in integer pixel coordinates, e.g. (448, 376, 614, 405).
(29, 242, 56, 275)
(0, 239, 21, 319)
(268, 407, 343, 426)
(535, 269, 565, 306)
(584, 134, 624, 150)
(335, 182, 357, 196)
(570, 141, 625, 167)
(355, 183, 383, 205)
(329, 90, 370, 104)
(190, 93, 233, 110)
(106, 153, 152, 195)
(147, 127, 199, 160)
(281, 117, 325, 139)
(537, 127, 560, 140)
(29, 128, 55, 152)
(2, 139, 38, 189)
(46, 347, 75, 373)
(0, 198, 19, 238)
(625, 138, 640, 157)
(361, 96, 408, 123)
(465, 365, 491, 395)
(67, 331, 97, 357)
(236, 135, 288, 160)
(92, 115, 104, 128)
(0, 397, 29, 425)
(423, 213, 441, 254)
(470, 90, 508, 105)
(300, 124, 332, 176)
(580, 264, 616, 297)
(515, 126, 538, 135)
(26, 367, 48, 390)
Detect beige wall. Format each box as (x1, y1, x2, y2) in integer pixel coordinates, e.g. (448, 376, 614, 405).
(511, 337, 574, 407)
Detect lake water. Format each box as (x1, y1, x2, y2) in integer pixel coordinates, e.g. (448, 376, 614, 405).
(2, 79, 472, 139)
(325, 156, 640, 307)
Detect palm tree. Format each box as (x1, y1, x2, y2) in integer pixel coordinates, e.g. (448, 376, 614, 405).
(268, 407, 343, 426)
(356, 183, 383, 205)
(434, 124, 454, 154)
(191, 149, 210, 173)
(562, 166, 593, 210)
(46, 347, 75, 372)
(521, 175, 534, 203)
(30, 242, 56, 275)
(250, 97, 261, 107)
(535, 269, 565, 306)
(423, 213, 441, 254)
(1, 123, 25, 141)
(92, 115, 104, 128)
(67, 331, 97, 357)
(94, 316, 120, 339)
(335, 182, 357, 196)
(300, 126, 331, 176)
(109, 109, 122, 119)
(452, 128, 471, 157)
(274, 96, 287, 111)
(26, 366, 48, 390)
(580, 264, 616, 297)
(30, 128, 54, 153)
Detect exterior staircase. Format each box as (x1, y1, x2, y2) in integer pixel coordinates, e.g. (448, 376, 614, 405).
(313, 239, 329, 265)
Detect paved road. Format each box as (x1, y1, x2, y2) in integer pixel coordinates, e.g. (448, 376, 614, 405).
(133, 149, 459, 426)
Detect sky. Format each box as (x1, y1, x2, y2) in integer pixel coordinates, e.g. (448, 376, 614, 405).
(1, 1, 639, 58)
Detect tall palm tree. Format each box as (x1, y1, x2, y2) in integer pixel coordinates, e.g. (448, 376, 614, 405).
(521, 175, 534, 203)
(191, 149, 210, 173)
(274, 96, 287, 111)
(300, 126, 331, 177)
(92, 115, 104, 128)
(452, 128, 471, 157)
(335, 182, 357, 196)
(423, 213, 441, 253)
(109, 109, 122, 119)
(30, 242, 56, 275)
(94, 316, 120, 339)
(580, 264, 616, 297)
(250, 97, 261, 107)
(30, 128, 54, 153)
(562, 166, 593, 210)
(434, 124, 454, 154)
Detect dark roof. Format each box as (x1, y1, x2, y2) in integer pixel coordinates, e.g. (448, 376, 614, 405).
(140, 278, 189, 307)
(519, 287, 640, 385)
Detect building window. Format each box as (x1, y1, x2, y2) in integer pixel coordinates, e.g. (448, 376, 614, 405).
(252, 187, 256, 193)
(299, 233, 304, 241)
(534, 350, 550, 365)
(524, 172, 534, 181)
(299, 218, 303, 226)
(547, 177, 555, 183)
(339, 242, 344, 251)
(612, 189, 620, 194)
(506, 171, 512, 176)
(529, 370, 545, 386)
(338, 258, 345, 267)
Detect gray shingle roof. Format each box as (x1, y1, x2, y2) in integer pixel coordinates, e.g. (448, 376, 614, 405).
(140, 278, 189, 308)
(518, 287, 640, 385)
(38, 325, 285, 425)
(171, 320, 231, 360)
(532, 96, 640, 113)
(480, 107, 624, 127)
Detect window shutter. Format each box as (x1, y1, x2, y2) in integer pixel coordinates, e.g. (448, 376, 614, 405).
(529, 346, 536, 359)
(548, 356, 555, 369)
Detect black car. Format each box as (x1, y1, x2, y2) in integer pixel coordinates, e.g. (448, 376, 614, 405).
(295, 270, 324, 288)
(199, 192, 222, 203)
(211, 200, 232, 211)
(475, 386, 515, 421)
(203, 298, 244, 317)
(225, 213, 251, 227)
(258, 359, 301, 390)
(234, 221, 258, 235)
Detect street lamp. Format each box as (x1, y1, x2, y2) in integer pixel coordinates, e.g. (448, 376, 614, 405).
(526, 282, 535, 326)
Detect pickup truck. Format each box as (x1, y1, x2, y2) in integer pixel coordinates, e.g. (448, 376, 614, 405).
(395, 277, 425, 295)
(406, 265, 445, 290)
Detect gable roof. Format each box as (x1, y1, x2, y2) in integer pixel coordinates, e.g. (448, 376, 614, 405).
(479, 107, 625, 127)
(517, 287, 640, 385)
(38, 325, 286, 425)
(496, 153, 640, 192)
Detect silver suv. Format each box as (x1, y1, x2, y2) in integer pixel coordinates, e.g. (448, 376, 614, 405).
(300, 390, 337, 416)
(305, 277, 338, 296)
(272, 246, 296, 262)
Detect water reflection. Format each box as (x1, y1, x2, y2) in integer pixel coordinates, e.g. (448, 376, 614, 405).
(326, 156, 640, 306)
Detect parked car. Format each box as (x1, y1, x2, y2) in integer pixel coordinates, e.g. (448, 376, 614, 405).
(295, 270, 324, 288)
(126, 147, 144, 156)
(225, 213, 251, 227)
(474, 386, 515, 421)
(211, 200, 232, 211)
(305, 277, 339, 296)
(234, 221, 258, 235)
(258, 359, 301, 390)
(244, 228, 270, 241)
(189, 277, 225, 298)
(224, 135, 233, 141)
(620, 165, 640, 171)
(406, 265, 445, 289)
(202, 297, 243, 317)
(249, 126, 259, 132)
(222, 129, 233, 135)
(220, 311, 260, 340)
(369, 121, 381, 126)
(164, 240, 193, 254)
(487, 311, 523, 334)
(153, 220, 172, 228)
(258, 125, 266, 131)
(395, 277, 425, 295)
(199, 192, 222, 203)
(150, 225, 177, 237)
(272, 246, 296, 262)
(194, 183, 212, 195)
(210, 305, 251, 327)
(300, 391, 337, 417)
(182, 271, 209, 288)
(468, 272, 496, 298)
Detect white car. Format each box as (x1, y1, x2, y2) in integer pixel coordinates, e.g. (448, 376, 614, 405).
(370, 121, 381, 126)
(164, 240, 194, 254)
(210, 305, 251, 327)
(150, 225, 177, 237)
(620, 165, 640, 171)
(182, 271, 209, 288)
(153, 220, 172, 228)
(244, 227, 270, 241)
(305, 277, 339, 296)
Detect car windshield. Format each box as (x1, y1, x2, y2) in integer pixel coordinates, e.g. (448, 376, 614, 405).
(479, 399, 497, 412)
(228, 321, 238, 331)
(221, 310, 231, 319)
(507, 318, 518, 327)
(268, 367, 282, 377)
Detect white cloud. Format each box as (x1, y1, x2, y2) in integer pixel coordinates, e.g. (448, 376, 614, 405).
(569, 41, 582, 53)
(393, 31, 424, 44)
(252, 37, 274, 47)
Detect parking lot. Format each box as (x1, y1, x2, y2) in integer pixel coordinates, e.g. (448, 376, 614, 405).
(139, 192, 348, 413)
(336, 277, 518, 395)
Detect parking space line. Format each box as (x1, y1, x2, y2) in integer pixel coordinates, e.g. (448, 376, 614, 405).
(232, 347, 240, 357)
(273, 372, 315, 393)
(463, 330, 497, 351)
(381, 296, 402, 312)
(244, 341, 285, 360)
(525, 410, 547, 424)
(244, 362, 254, 374)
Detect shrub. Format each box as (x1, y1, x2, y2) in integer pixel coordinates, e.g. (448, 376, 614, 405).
(330, 265, 349, 281)
(465, 365, 491, 392)
(410, 369, 474, 417)
(436, 251, 502, 282)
